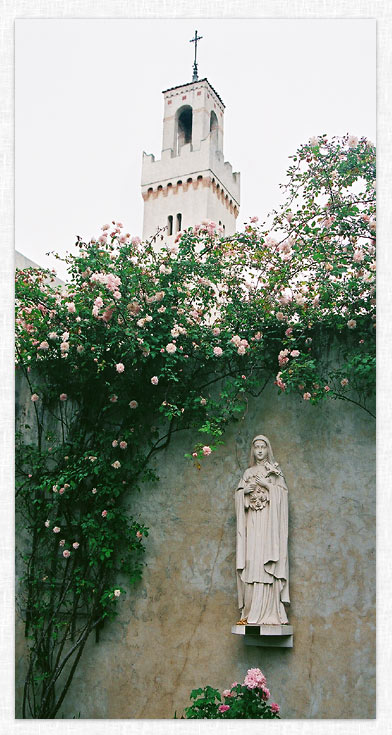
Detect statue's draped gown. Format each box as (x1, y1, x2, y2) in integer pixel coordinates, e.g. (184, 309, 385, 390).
(235, 462, 290, 624)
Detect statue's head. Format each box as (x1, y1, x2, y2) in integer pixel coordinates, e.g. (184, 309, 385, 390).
(249, 434, 275, 466)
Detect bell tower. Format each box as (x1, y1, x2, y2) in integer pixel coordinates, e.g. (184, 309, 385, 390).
(141, 33, 240, 242)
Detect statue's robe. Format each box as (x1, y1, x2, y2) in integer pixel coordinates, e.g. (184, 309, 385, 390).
(235, 464, 290, 624)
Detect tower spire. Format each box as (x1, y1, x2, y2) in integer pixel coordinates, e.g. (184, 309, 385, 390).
(190, 30, 203, 82)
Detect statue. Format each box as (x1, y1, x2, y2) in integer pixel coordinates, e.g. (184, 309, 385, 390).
(235, 435, 290, 625)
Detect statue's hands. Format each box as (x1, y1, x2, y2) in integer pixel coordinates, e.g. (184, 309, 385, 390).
(254, 474, 271, 490)
(244, 481, 258, 494)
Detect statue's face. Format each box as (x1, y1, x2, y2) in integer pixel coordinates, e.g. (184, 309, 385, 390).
(253, 440, 268, 462)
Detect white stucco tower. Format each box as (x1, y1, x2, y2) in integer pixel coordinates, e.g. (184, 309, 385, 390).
(141, 76, 240, 242)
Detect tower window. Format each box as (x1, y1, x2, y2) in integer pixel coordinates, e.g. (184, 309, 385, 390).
(176, 213, 182, 232)
(210, 110, 218, 132)
(167, 215, 173, 236)
(176, 105, 193, 154)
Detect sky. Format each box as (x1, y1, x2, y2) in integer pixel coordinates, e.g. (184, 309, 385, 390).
(15, 18, 376, 282)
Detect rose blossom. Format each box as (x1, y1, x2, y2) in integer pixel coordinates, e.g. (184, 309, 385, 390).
(136, 531, 143, 539)
(347, 319, 357, 329)
(237, 345, 246, 355)
(202, 446, 212, 456)
(244, 668, 267, 689)
(38, 341, 49, 350)
(59, 393, 67, 401)
(151, 376, 159, 385)
(119, 441, 127, 449)
(276, 312, 285, 321)
(213, 346, 223, 357)
(222, 689, 234, 698)
(72, 542, 79, 549)
(348, 135, 358, 148)
(341, 378, 349, 387)
(63, 549, 71, 558)
(212, 327, 220, 336)
(31, 393, 39, 402)
(218, 705, 230, 713)
(270, 703, 280, 713)
(200, 398, 207, 406)
(129, 400, 138, 409)
(59, 539, 65, 547)
(66, 302, 76, 313)
(192, 452, 198, 458)
(110, 394, 118, 403)
(324, 385, 330, 392)
(291, 350, 300, 358)
(230, 335, 241, 347)
(102, 510, 107, 517)
(303, 392, 311, 400)
(92, 487, 97, 494)
(166, 342, 177, 354)
(112, 460, 121, 469)
(116, 363, 125, 373)
(53, 526, 60, 534)
(114, 589, 121, 597)
(250, 216, 259, 223)
(44, 520, 50, 528)
(112, 440, 118, 447)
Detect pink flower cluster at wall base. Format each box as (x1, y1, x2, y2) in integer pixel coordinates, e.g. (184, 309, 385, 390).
(182, 668, 280, 719)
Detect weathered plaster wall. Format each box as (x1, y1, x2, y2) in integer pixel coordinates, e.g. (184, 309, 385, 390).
(15, 377, 375, 719)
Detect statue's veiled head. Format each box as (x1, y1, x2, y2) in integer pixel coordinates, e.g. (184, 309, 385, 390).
(249, 434, 275, 466)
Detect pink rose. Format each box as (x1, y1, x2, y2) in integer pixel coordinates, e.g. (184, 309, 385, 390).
(218, 704, 230, 713)
(270, 702, 280, 713)
(285, 328, 293, 337)
(31, 393, 39, 402)
(72, 542, 79, 549)
(112, 460, 121, 469)
(129, 400, 138, 409)
(276, 312, 285, 321)
(110, 395, 118, 403)
(202, 446, 212, 456)
(166, 343, 177, 354)
(114, 589, 121, 597)
(136, 531, 143, 539)
(59, 539, 65, 547)
(102, 510, 107, 517)
(303, 392, 311, 400)
(66, 302, 76, 313)
(237, 345, 246, 355)
(151, 376, 159, 385)
(290, 350, 300, 358)
(116, 363, 125, 373)
(324, 385, 330, 392)
(212, 327, 220, 336)
(59, 393, 67, 401)
(213, 346, 223, 357)
(53, 526, 60, 534)
(200, 398, 207, 406)
(38, 341, 49, 350)
(222, 689, 233, 697)
(250, 216, 258, 223)
(347, 319, 357, 329)
(63, 549, 71, 558)
(92, 487, 97, 494)
(341, 378, 349, 387)
(192, 452, 198, 457)
(119, 441, 127, 449)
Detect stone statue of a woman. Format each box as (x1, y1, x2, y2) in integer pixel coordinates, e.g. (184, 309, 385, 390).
(235, 435, 290, 625)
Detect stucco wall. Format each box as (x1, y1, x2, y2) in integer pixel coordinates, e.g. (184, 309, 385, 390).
(15, 376, 376, 719)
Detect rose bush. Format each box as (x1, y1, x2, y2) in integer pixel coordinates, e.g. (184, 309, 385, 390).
(15, 134, 375, 718)
(182, 667, 280, 719)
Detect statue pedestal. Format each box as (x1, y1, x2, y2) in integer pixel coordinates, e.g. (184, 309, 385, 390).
(231, 624, 293, 648)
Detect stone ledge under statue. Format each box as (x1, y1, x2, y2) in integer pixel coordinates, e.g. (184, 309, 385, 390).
(231, 624, 294, 648)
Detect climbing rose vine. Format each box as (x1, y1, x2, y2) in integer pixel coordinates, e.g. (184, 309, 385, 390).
(15, 134, 375, 718)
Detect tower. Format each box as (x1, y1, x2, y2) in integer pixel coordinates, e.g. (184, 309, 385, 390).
(141, 37, 240, 242)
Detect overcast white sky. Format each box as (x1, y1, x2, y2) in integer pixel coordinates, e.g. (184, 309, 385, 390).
(15, 18, 376, 281)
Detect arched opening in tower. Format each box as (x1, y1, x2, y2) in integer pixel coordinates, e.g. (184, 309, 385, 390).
(177, 106, 193, 154)
(210, 110, 219, 149)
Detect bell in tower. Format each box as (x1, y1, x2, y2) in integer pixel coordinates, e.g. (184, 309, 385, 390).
(141, 32, 240, 242)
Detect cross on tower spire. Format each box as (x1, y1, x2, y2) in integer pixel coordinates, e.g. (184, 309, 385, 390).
(190, 30, 203, 82)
